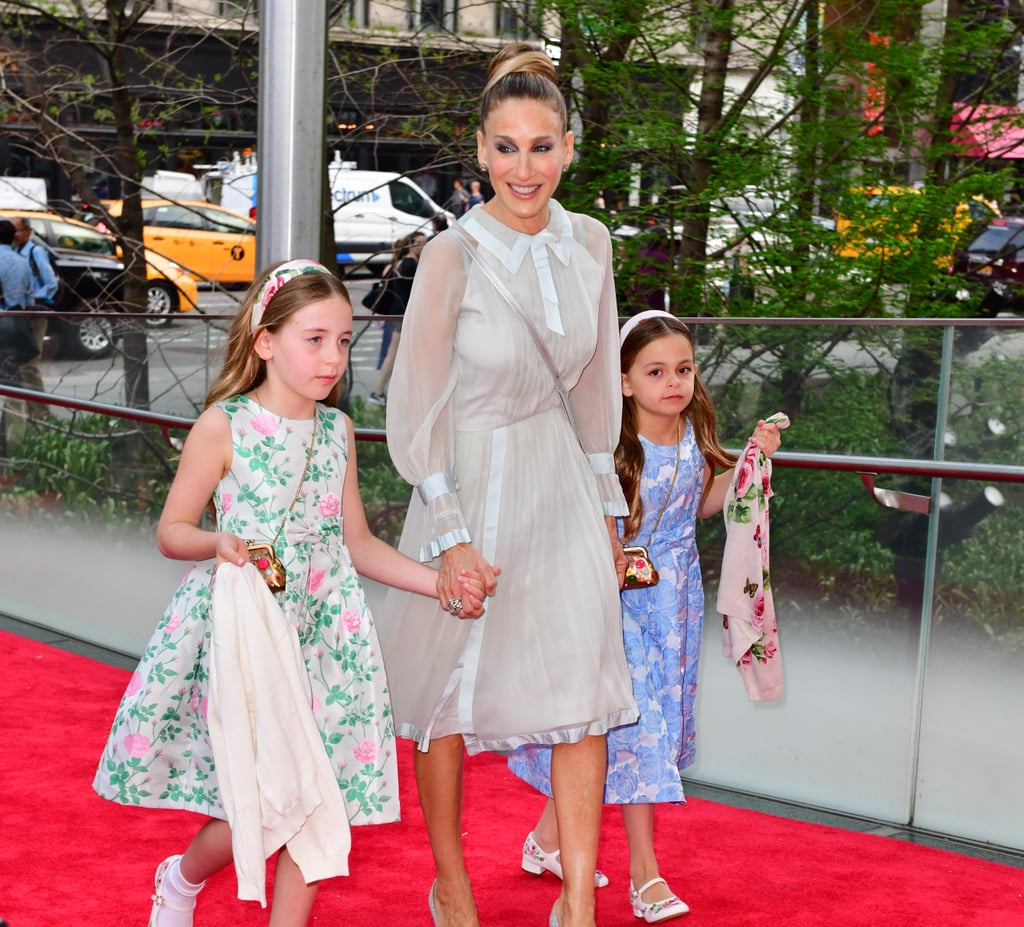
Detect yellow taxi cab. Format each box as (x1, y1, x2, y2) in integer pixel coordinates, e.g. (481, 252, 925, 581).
(93, 199, 256, 285)
(0, 208, 199, 324)
(835, 186, 1000, 262)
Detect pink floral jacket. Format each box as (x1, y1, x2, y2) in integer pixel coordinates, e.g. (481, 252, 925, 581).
(717, 412, 790, 701)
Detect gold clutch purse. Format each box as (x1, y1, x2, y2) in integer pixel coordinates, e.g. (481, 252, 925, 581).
(245, 542, 287, 594)
(623, 545, 659, 589)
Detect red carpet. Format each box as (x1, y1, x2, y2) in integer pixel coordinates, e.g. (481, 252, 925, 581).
(1, 628, 1021, 926)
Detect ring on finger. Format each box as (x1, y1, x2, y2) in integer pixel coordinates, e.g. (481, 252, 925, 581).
(446, 596, 464, 615)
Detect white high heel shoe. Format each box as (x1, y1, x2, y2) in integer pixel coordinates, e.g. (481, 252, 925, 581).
(521, 831, 610, 888)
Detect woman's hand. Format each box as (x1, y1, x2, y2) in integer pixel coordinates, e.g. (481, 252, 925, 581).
(751, 420, 783, 458)
(438, 542, 500, 619)
(606, 516, 627, 590)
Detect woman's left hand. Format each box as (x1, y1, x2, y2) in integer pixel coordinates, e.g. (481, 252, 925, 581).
(606, 516, 627, 589)
(751, 420, 783, 458)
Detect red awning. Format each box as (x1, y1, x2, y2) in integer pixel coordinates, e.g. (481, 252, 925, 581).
(952, 103, 1024, 159)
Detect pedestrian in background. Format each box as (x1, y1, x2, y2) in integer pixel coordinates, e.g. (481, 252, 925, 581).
(0, 219, 34, 388)
(368, 231, 426, 406)
(446, 178, 470, 217)
(13, 217, 58, 417)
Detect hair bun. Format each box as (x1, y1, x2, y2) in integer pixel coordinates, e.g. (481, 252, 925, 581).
(486, 42, 557, 91)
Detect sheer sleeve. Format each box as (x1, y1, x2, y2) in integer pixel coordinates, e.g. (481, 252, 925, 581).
(568, 215, 629, 517)
(385, 233, 472, 560)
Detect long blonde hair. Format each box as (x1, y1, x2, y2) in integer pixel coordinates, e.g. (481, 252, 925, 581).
(617, 317, 736, 542)
(205, 262, 351, 409)
(480, 42, 567, 132)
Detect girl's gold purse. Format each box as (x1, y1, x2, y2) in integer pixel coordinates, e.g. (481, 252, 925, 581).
(623, 545, 660, 589)
(245, 542, 287, 594)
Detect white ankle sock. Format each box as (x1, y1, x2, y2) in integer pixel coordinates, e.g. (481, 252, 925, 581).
(166, 857, 206, 896)
(152, 857, 205, 927)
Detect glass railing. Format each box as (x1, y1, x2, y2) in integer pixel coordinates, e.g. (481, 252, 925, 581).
(2, 313, 1022, 853)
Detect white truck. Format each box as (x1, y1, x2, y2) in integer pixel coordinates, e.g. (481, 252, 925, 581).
(200, 152, 449, 267)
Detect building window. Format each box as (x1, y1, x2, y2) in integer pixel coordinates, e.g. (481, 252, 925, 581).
(410, 0, 457, 32)
(330, 0, 369, 28)
(496, 1, 532, 39)
(217, 1, 254, 17)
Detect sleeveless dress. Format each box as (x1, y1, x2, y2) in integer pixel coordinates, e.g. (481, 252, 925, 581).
(93, 396, 399, 827)
(378, 202, 637, 754)
(509, 424, 706, 803)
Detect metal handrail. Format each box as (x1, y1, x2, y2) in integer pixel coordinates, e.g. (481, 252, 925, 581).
(2, 382, 1022, 480)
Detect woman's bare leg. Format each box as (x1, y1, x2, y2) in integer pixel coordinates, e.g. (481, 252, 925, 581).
(415, 734, 479, 927)
(549, 735, 605, 927)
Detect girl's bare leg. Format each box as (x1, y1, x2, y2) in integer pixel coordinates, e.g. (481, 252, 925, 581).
(179, 818, 233, 884)
(620, 803, 672, 902)
(415, 734, 479, 927)
(268, 846, 319, 927)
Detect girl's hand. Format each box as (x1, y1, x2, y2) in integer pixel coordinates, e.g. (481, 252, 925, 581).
(751, 420, 783, 458)
(452, 568, 497, 618)
(438, 543, 499, 618)
(215, 532, 249, 568)
(606, 516, 627, 590)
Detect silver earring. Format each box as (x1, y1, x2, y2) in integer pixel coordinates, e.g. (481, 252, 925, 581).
(479, 162, 489, 173)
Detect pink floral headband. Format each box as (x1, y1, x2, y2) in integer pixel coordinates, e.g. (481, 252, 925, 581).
(618, 309, 689, 346)
(250, 259, 334, 332)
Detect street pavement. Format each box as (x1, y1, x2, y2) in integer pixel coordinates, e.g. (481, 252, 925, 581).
(38, 279, 385, 418)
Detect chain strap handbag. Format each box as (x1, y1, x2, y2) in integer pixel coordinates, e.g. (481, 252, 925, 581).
(240, 409, 318, 593)
(622, 424, 681, 590)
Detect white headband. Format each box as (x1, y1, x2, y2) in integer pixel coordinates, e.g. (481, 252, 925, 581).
(250, 259, 334, 332)
(618, 309, 678, 346)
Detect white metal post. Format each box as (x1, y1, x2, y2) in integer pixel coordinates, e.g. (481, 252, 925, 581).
(256, 0, 327, 271)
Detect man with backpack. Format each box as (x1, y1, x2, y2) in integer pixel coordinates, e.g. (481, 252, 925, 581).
(10, 217, 55, 417)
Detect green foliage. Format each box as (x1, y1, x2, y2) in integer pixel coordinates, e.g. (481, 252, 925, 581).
(1, 414, 173, 523)
(347, 397, 412, 546)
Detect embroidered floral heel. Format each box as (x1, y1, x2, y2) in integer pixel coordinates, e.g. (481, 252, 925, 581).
(521, 831, 610, 888)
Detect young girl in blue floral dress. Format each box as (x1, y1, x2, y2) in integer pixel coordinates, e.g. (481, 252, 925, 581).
(509, 310, 782, 923)
(93, 260, 488, 927)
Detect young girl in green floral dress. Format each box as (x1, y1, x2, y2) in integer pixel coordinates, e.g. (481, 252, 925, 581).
(93, 260, 489, 927)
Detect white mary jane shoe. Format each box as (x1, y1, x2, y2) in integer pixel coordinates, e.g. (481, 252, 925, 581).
(521, 831, 610, 888)
(629, 877, 690, 923)
(149, 855, 198, 927)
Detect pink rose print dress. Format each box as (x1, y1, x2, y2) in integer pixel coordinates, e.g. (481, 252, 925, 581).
(94, 395, 398, 827)
(509, 424, 705, 803)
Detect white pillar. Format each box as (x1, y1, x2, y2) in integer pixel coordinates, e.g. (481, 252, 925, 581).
(256, 0, 327, 270)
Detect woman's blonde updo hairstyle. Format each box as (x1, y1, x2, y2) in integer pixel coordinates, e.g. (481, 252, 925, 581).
(481, 42, 567, 132)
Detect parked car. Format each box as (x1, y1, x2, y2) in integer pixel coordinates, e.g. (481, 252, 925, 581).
(88, 199, 256, 285)
(948, 216, 1024, 311)
(0, 209, 199, 326)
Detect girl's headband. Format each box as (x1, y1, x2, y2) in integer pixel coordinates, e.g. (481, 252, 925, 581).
(250, 259, 334, 332)
(618, 309, 688, 346)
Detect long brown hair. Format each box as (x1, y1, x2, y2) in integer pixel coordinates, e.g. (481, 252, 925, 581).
(205, 262, 352, 410)
(480, 42, 567, 132)
(617, 316, 736, 542)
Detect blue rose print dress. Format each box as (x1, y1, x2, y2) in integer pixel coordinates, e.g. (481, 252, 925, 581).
(509, 424, 706, 803)
(94, 396, 398, 827)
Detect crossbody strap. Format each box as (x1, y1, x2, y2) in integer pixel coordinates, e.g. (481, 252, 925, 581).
(448, 222, 578, 436)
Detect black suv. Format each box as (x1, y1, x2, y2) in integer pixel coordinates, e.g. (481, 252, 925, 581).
(949, 216, 1024, 312)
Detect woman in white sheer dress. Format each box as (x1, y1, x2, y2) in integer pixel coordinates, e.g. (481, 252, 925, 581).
(378, 43, 637, 927)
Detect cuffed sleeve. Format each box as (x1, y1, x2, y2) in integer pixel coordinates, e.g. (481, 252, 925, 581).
(568, 217, 629, 517)
(386, 235, 473, 560)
